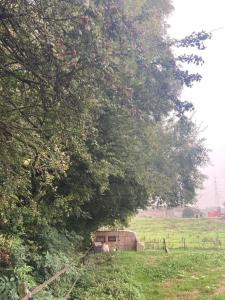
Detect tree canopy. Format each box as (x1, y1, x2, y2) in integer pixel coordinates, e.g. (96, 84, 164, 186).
(0, 0, 212, 297)
(0, 0, 210, 235)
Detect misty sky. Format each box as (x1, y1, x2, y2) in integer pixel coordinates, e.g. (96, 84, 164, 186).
(169, 0, 225, 208)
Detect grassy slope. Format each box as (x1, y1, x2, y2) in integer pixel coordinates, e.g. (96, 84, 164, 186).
(73, 218, 225, 300)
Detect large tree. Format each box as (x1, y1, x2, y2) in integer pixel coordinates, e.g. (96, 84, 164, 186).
(0, 0, 209, 234)
(0, 1, 211, 297)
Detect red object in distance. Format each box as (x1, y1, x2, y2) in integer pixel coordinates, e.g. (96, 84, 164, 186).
(208, 211, 221, 217)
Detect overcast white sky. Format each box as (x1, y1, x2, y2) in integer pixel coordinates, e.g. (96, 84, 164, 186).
(169, 0, 225, 208)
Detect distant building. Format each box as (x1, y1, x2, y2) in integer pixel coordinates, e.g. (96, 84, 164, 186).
(138, 207, 184, 218)
(138, 206, 203, 218)
(202, 206, 225, 217)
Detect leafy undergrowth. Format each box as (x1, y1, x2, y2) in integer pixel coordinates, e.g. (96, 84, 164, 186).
(73, 250, 225, 300)
(0, 228, 84, 299)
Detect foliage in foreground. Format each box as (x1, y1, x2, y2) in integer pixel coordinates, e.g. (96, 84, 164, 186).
(0, 228, 83, 299)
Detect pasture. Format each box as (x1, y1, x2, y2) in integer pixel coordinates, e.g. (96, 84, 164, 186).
(75, 217, 225, 300)
(129, 217, 225, 250)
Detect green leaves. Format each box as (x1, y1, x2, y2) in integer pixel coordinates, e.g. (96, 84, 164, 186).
(0, 0, 208, 259)
(0, 1, 211, 298)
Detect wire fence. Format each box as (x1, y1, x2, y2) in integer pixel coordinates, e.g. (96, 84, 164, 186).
(144, 238, 225, 251)
(10, 238, 225, 299)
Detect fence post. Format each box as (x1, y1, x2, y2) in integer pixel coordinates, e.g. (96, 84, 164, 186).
(163, 238, 169, 254)
(183, 238, 186, 249)
(19, 283, 31, 300)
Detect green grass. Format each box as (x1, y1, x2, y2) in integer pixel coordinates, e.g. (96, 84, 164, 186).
(116, 250, 225, 300)
(73, 217, 225, 300)
(129, 217, 225, 249)
(74, 250, 225, 300)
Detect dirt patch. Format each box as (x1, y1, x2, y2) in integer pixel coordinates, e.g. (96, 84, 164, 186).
(161, 279, 174, 289)
(147, 256, 167, 266)
(175, 290, 200, 300)
(161, 278, 200, 300)
(164, 290, 200, 300)
(212, 282, 225, 296)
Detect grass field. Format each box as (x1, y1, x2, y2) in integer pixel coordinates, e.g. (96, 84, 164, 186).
(74, 217, 225, 300)
(129, 217, 225, 250)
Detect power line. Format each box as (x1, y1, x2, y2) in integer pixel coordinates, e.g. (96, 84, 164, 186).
(210, 26, 225, 33)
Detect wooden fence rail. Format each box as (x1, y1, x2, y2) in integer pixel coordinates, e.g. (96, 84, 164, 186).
(20, 246, 92, 300)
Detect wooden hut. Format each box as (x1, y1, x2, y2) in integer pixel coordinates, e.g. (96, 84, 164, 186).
(93, 230, 144, 252)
